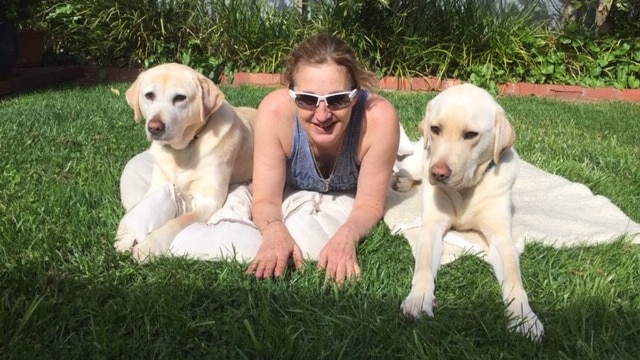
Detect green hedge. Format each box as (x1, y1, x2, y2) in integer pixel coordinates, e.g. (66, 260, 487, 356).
(39, 0, 640, 89)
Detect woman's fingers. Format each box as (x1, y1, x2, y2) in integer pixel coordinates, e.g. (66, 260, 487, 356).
(247, 251, 295, 278)
(319, 257, 361, 284)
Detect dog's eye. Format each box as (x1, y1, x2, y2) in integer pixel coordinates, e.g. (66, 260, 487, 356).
(463, 131, 478, 140)
(430, 126, 441, 135)
(144, 92, 155, 101)
(173, 95, 187, 104)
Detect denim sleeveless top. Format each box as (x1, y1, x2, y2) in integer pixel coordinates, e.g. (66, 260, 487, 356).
(285, 90, 368, 193)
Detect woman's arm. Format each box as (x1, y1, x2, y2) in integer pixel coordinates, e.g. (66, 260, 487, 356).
(318, 94, 400, 282)
(247, 89, 304, 278)
(251, 89, 289, 228)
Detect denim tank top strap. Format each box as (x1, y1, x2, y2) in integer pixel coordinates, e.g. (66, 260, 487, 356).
(286, 90, 368, 193)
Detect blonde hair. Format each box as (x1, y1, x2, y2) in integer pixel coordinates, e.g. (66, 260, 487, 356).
(285, 33, 378, 90)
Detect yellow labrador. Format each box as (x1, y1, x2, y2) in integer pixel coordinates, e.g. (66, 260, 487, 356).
(114, 63, 256, 260)
(399, 84, 544, 341)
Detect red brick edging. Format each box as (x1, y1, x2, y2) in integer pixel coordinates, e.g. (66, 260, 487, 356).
(7, 66, 632, 102)
(224, 71, 640, 102)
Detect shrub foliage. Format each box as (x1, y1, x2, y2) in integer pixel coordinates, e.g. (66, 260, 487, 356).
(39, 0, 640, 88)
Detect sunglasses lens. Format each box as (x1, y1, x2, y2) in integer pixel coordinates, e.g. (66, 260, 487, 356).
(294, 94, 319, 109)
(326, 94, 352, 109)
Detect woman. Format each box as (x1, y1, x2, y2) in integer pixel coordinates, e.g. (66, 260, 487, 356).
(246, 34, 399, 282)
(119, 34, 399, 284)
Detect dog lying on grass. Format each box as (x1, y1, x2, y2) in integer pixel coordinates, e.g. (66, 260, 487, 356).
(114, 63, 256, 261)
(397, 84, 544, 341)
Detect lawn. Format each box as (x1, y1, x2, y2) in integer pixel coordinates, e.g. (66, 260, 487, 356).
(1, 83, 639, 359)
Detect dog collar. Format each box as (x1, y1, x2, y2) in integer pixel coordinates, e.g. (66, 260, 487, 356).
(485, 159, 496, 173)
(188, 121, 209, 147)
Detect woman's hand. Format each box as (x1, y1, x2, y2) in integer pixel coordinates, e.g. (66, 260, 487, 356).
(317, 225, 361, 284)
(246, 223, 304, 278)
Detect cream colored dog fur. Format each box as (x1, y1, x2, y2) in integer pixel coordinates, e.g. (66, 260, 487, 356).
(398, 84, 544, 341)
(114, 63, 256, 261)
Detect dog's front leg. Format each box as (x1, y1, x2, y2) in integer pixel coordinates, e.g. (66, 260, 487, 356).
(392, 140, 424, 192)
(401, 220, 447, 318)
(132, 195, 221, 261)
(485, 225, 544, 341)
(114, 183, 183, 254)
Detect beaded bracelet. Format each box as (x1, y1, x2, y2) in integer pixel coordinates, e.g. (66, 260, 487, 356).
(259, 218, 283, 234)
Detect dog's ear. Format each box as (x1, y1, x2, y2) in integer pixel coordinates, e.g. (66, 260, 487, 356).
(198, 75, 225, 121)
(419, 119, 429, 149)
(493, 105, 516, 163)
(419, 102, 432, 149)
(125, 72, 144, 123)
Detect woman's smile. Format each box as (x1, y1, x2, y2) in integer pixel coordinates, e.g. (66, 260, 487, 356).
(312, 119, 337, 130)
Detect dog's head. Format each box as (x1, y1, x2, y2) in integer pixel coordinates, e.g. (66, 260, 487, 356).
(419, 83, 515, 189)
(125, 63, 226, 149)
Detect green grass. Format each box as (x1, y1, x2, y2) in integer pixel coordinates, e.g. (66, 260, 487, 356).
(1, 84, 639, 359)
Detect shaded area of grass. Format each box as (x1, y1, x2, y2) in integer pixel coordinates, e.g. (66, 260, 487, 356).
(0, 84, 639, 359)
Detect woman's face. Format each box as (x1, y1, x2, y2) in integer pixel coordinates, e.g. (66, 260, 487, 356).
(290, 62, 357, 149)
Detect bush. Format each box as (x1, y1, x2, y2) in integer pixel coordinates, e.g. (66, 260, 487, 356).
(41, 0, 640, 88)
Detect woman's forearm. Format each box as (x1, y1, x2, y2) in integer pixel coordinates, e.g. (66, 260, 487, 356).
(341, 202, 385, 242)
(251, 199, 285, 233)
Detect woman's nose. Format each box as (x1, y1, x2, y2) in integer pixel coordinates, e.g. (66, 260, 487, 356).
(314, 102, 332, 120)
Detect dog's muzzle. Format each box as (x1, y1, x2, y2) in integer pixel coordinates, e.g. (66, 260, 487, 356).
(147, 118, 165, 137)
(430, 162, 451, 183)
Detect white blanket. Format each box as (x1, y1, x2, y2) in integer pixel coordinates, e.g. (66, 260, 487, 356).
(384, 158, 640, 264)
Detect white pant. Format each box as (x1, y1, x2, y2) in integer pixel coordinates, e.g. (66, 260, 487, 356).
(119, 151, 355, 262)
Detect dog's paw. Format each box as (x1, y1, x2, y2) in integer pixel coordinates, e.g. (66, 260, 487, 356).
(131, 241, 153, 262)
(509, 312, 545, 342)
(401, 291, 436, 319)
(114, 221, 137, 253)
(393, 176, 417, 192)
(130, 231, 172, 262)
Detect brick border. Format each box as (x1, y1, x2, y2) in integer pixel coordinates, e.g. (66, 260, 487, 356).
(223, 72, 640, 102)
(4, 66, 639, 102)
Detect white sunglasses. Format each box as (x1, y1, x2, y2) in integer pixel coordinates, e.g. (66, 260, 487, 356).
(288, 88, 359, 110)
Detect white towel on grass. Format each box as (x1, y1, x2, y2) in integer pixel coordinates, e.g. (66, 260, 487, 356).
(120, 151, 355, 261)
(384, 157, 640, 264)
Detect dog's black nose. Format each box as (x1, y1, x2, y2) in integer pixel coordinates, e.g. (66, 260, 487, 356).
(147, 119, 165, 135)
